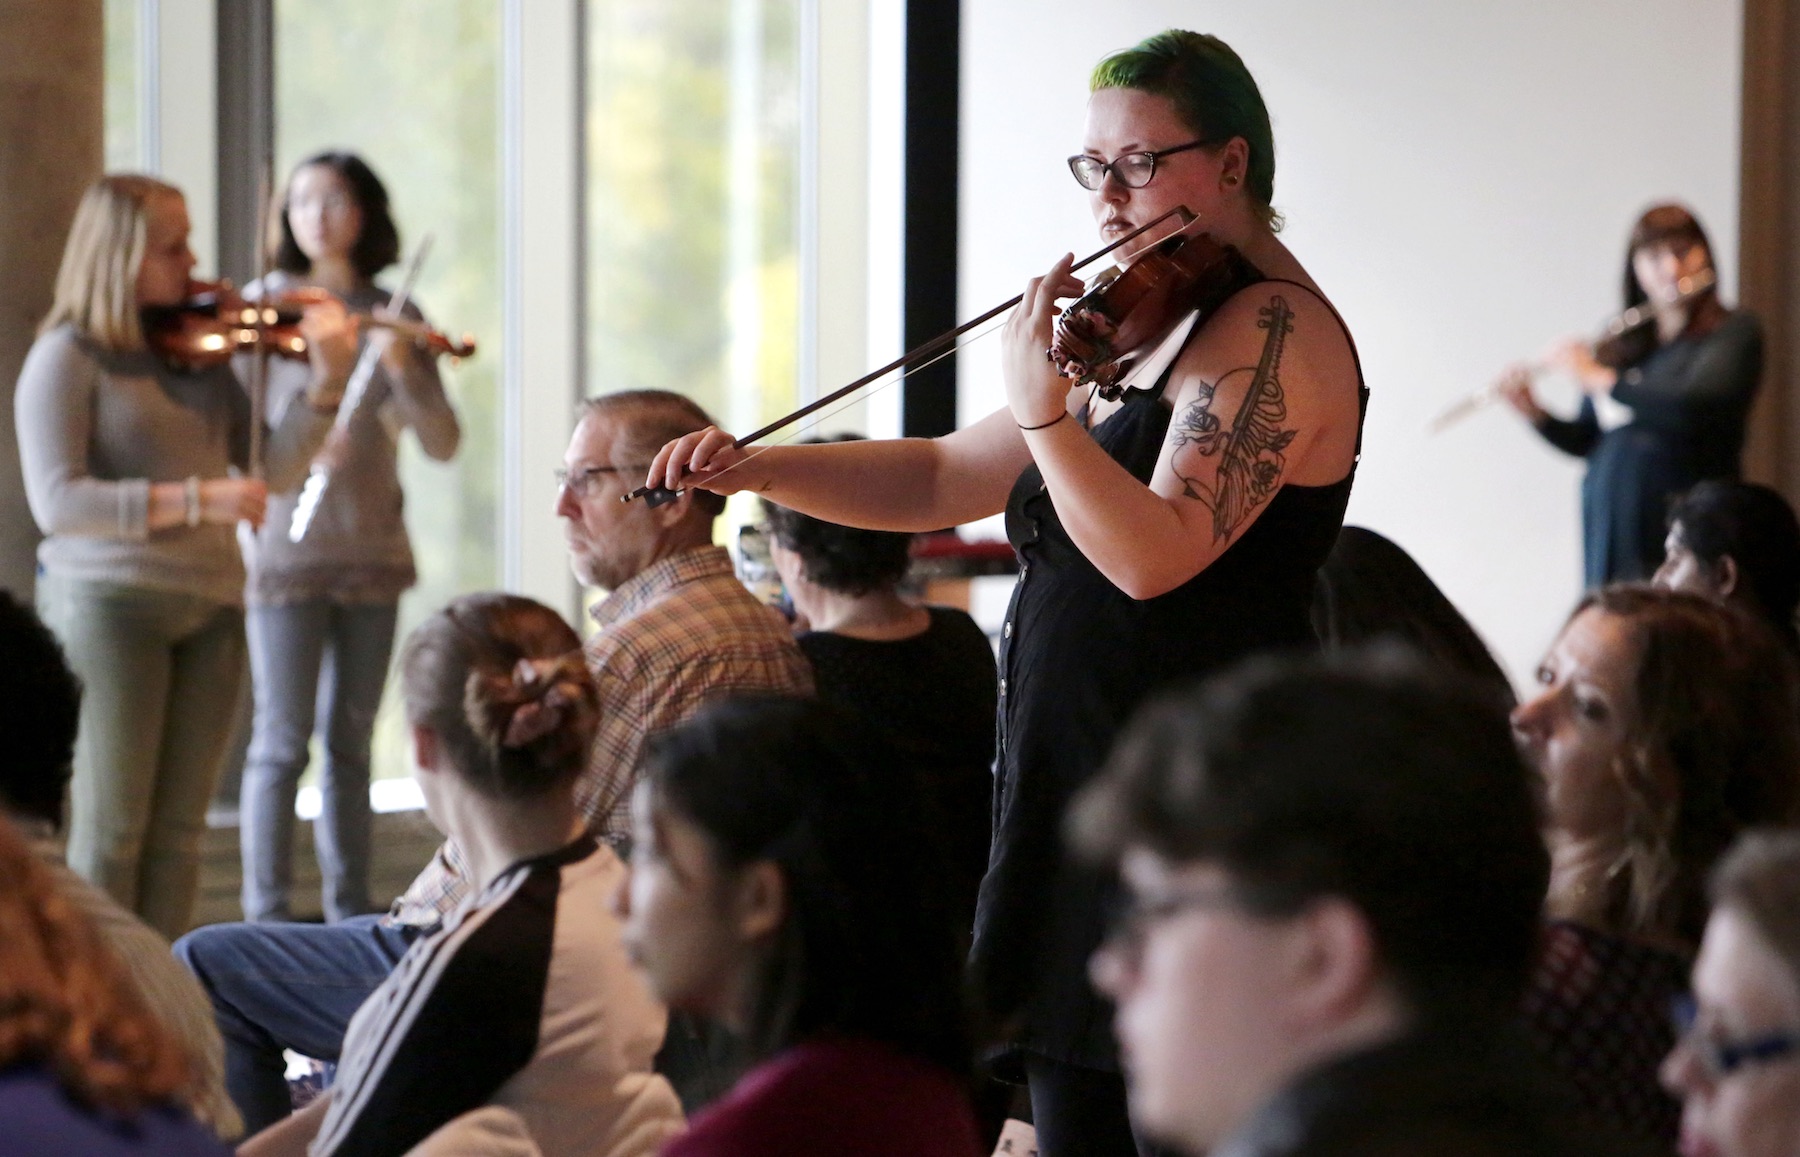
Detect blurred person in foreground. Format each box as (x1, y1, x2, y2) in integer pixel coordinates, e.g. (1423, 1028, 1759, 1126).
(0, 813, 228, 1155)
(1661, 830, 1800, 1157)
(615, 697, 984, 1156)
(1513, 585, 1800, 1145)
(1310, 525, 1515, 712)
(1069, 649, 1619, 1157)
(1655, 480, 1800, 651)
(0, 589, 240, 1139)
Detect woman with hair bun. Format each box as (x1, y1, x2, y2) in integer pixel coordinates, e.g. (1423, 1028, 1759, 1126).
(649, 30, 1365, 1153)
(240, 150, 462, 925)
(237, 593, 680, 1157)
(1512, 585, 1800, 1145)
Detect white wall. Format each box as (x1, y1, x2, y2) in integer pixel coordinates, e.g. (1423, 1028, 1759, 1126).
(959, 1, 1742, 688)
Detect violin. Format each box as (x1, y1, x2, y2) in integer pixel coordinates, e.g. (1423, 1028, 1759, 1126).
(624, 205, 1248, 506)
(143, 278, 477, 369)
(1050, 226, 1262, 400)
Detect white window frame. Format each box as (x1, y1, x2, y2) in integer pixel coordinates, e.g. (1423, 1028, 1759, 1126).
(128, 0, 885, 621)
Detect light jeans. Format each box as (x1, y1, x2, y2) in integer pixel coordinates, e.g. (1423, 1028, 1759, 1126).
(240, 600, 398, 922)
(37, 573, 248, 940)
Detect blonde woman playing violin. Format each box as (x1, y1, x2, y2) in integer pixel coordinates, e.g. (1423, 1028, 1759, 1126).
(239, 152, 462, 925)
(16, 174, 357, 939)
(647, 31, 1364, 1157)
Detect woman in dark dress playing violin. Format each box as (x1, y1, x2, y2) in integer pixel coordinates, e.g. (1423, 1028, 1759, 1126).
(647, 30, 1366, 1157)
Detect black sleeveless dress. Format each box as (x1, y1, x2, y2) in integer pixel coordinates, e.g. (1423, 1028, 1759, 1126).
(972, 285, 1367, 1070)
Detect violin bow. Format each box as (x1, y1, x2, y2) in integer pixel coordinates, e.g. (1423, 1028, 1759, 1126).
(623, 204, 1197, 506)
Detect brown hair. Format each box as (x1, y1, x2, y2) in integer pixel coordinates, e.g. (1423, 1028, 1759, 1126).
(1572, 586, 1800, 945)
(1710, 829, 1800, 986)
(0, 815, 195, 1115)
(578, 390, 728, 517)
(400, 593, 599, 800)
(1597, 203, 1728, 369)
(40, 174, 183, 351)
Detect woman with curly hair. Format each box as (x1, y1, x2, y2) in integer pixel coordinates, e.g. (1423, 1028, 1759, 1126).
(0, 813, 227, 1154)
(1511, 585, 1800, 1146)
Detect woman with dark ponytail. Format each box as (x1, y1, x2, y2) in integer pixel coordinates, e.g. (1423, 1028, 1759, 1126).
(237, 593, 681, 1157)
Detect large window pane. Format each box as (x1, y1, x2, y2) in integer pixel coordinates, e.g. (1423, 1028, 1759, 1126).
(275, 0, 502, 786)
(585, 0, 803, 436)
(103, 0, 139, 170)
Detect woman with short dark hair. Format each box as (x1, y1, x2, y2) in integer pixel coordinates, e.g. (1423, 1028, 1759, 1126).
(1656, 480, 1800, 650)
(615, 697, 983, 1157)
(760, 441, 996, 939)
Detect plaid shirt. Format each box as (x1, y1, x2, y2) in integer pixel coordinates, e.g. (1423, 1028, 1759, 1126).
(390, 545, 813, 925)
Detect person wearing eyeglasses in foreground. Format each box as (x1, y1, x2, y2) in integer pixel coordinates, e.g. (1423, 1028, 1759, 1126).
(1662, 830, 1800, 1157)
(646, 30, 1364, 1155)
(1068, 648, 1639, 1157)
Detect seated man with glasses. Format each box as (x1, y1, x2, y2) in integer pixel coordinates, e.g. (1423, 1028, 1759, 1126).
(1068, 649, 1641, 1157)
(1662, 830, 1800, 1157)
(177, 390, 813, 1133)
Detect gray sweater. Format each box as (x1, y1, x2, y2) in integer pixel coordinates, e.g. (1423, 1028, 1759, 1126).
(242, 274, 461, 606)
(15, 324, 333, 606)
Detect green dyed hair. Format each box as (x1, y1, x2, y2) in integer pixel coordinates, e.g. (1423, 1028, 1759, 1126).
(1090, 30, 1280, 231)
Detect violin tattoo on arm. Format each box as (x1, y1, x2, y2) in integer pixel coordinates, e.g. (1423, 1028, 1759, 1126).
(1170, 296, 1299, 544)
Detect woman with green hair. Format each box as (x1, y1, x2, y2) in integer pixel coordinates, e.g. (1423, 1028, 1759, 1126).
(646, 30, 1367, 1155)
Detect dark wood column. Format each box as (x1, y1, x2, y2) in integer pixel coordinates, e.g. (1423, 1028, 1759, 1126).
(0, 0, 103, 598)
(1739, 0, 1800, 494)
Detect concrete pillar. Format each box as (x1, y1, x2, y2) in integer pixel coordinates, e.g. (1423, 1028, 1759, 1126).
(0, 1, 103, 600)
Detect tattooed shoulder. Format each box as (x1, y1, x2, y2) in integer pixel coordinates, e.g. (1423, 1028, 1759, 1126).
(1170, 295, 1302, 544)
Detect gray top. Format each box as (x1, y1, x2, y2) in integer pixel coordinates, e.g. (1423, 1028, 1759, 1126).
(15, 323, 333, 606)
(243, 273, 461, 606)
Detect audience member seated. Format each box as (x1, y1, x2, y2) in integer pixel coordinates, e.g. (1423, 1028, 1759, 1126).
(1068, 648, 1614, 1157)
(615, 696, 985, 1157)
(0, 590, 240, 1140)
(1655, 480, 1800, 650)
(0, 813, 229, 1155)
(762, 459, 997, 937)
(1513, 585, 1800, 1144)
(1310, 525, 1516, 712)
(235, 593, 680, 1157)
(176, 390, 812, 1129)
(1662, 830, 1800, 1157)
